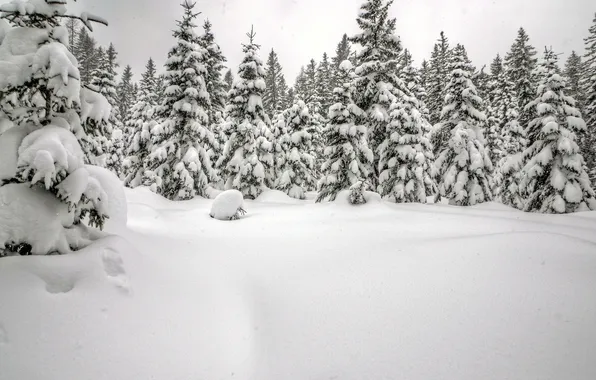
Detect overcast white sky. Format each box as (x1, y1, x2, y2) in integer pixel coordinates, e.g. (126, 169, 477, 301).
(72, 0, 594, 83)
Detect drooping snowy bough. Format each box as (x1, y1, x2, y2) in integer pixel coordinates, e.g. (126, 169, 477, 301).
(0, 0, 118, 255)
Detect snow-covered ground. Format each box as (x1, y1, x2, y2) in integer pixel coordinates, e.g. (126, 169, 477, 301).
(1, 188, 596, 380)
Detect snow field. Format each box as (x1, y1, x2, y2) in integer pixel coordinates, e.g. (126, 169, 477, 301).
(1, 188, 596, 380)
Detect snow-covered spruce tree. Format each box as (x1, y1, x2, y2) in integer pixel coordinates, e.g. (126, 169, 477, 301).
(303, 59, 320, 106)
(74, 25, 98, 85)
(504, 27, 537, 128)
(486, 55, 522, 195)
(286, 87, 295, 109)
(0, 0, 113, 254)
(217, 27, 273, 199)
(495, 106, 526, 209)
(117, 64, 134, 126)
(331, 34, 351, 93)
(427, 31, 451, 125)
(473, 66, 490, 102)
(378, 93, 436, 203)
(294, 66, 308, 103)
(563, 51, 584, 108)
(276, 99, 316, 199)
(270, 112, 286, 188)
(484, 54, 506, 167)
(199, 19, 227, 173)
(520, 48, 596, 213)
(302, 58, 325, 183)
(154, 74, 166, 105)
(79, 46, 111, 167)
(317, 61, 373, 202)
(223, 69, 233, 93)
(90, 43, 122, 175)
(199, 19, 227, 126)
(582, 13, 596, 181)
(434, 44, 493, 206)
(317, 52, 333, 114)
(143, 1, 218, 200)
(350, 0, 411, 188)
(263, 49, 287, 119)
(277, 74, 290, 110)
(399, 49, 437, 197)
(432, 44, 477, 157)
(122, 57, 158, 187)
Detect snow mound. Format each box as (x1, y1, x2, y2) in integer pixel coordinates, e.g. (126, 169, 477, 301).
(334, 189, 382, 205)
(85, 165, 127, 230)
(254, 189, 303, 204)
(210, 189, 246, 220)
(0, 183, 73, 255)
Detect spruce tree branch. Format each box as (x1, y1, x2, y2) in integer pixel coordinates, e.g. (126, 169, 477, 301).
(0, 11, 108, 30)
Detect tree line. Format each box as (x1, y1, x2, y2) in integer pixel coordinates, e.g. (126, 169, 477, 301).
(74, 0, 596, 213)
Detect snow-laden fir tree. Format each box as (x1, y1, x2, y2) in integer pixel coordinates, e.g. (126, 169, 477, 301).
(0, 0, 114, 254)
(317, 52, 333, 114)
(399, 49, 437, 196)
(377, 94, 436, 202)
(286, 87, 295, 108)
(582, 13, 596, 181)
(350, 0, 414, 187)
(495, 106, 526, 209)
(263, 49, 287, 118)
(122, 58, 158, 187)
(90, 43, 122, 175)
(217, 27, 273, 199)
(143, 1, 218, 200)
(117, 64, 134, 126)
(223, 69, 233, 93)
(303, 59, 319, 105)
(154, 73, 166, 106)
(199, 19, 227, 174)
(270, 112, 287, 188)
(294, 66, 307, 101)
(64, 17, 77, 52)
(199, 20, 227, 125)
(520, 48, 596, 213)
(302, 58, 325, 182)
(317, 61, 373, 202)
(473, 66, 490, 101)
(74, 25, 98, 85)
(485, 55, 506, 167)
(427, 31, 451, 125)
(80, 46, 111, 167)
(563, 51, 584, 108)
(276, 99, 316, 199)
(504, 27, 537, 128)
(330, 34, 351, 92)
(432, 44, 475, 156)
(434, 44, 493, 206)
(277, 74, 290, 110)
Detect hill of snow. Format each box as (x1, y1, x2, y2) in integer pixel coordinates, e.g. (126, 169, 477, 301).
(1, 187, 595, 380)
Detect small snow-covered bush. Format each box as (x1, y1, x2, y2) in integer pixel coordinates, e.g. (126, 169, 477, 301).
(348, 180, 368, 205)
(210, 189, 246, 220)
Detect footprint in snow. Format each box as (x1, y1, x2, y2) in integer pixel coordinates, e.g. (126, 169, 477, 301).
(101, 248, 131, 294)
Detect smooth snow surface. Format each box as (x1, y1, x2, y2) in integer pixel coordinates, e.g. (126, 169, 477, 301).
(1, 188, 596, 380)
